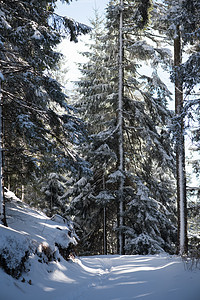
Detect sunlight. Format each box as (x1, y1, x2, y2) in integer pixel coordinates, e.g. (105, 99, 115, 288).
(134, 292, 154, 298)
(35, 234, 46, 240)
(56, 261, 67, 272)
(43, 287, 55, 292)
(39, 222, 69, 231)
(77, 259, 109, 275)
(50, 270, 76, 283)
(115, 281, 147, 286)
(112, 261, 180, 275)
(10, 206, 47, 220)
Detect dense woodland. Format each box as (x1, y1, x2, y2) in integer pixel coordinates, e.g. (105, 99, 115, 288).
(0, 0, 200, 259)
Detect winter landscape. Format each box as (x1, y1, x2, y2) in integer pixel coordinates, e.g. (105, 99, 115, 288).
(0, 194, 200, 300)
(0, 0, 200, 299)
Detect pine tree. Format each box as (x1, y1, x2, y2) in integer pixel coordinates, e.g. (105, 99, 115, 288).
(71, 0, 177, 255)
(69, 10, 119, 255)
(0, 0, 90, 218)
(40, 173, 68, 216)
(174, 24, 187, 255)
(180, 0, 200, 254)
(67, 140, 117, 255)
(118, 0, 125, 254)
(155, 0, 200, 254)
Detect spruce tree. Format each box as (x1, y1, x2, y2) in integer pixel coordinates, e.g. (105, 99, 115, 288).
(179, 0, 200, 253)
(155, 0, 200, 254)
(0, 0, 90, 219)
(71, 0, 177, 255)
(68, 11, 119, 255)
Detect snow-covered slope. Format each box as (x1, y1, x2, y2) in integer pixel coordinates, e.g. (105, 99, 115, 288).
(0, 197, 200, 300)
(1, 253, 200, 300)
(0, 194, 77, 279)
(3, 194, 77, 249)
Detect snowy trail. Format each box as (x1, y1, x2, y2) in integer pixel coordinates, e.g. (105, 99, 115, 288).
(71, 255, 200, 300)
(1, 254, 200, 300)
(0, 200, 200, 300)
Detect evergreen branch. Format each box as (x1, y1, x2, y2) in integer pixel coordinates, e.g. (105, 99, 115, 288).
(1, 89, 47, 113)
(3, 66, 31, 75)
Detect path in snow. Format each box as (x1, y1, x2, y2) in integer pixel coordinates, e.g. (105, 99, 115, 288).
(71, 255, 200, 300)
(1, 254, 200, 300)
(0, 200, 199, 300)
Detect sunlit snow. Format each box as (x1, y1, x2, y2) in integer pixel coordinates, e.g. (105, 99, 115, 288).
(0, 198, 200, 300)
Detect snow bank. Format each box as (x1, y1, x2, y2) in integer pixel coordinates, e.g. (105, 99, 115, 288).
(0, 254, 200, 300)
(0, 193, 200, 299)
(0, 195, 77, 278)
(0, 225, 30, 278)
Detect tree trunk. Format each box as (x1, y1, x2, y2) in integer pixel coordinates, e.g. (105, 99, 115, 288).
(118, 0, 125, 255)
(103, 207, 107, 255)
(0, 78, 7, 226)
(174, 25, 188, 255)
(0, 79, 3, 218)
(102, 170, 107, 255)
(21, 184, 25, 202)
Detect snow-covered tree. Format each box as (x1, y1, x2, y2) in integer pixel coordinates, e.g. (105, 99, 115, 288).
(67, 135, 117, 255)
(41, 173, 67, 216)
(155, 0, 200, 254)
(0, 0, 90, 218)
(180, 0, 200, 254)
(71, 1, 177, 255)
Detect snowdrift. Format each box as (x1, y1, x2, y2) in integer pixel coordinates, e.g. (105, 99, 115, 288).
(0, 192, 77, 278)
(0, 192, 200, 300)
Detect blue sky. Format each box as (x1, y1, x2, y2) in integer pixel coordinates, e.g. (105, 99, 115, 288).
(56, 0, 109, 25)
(55, 0, 109, 92)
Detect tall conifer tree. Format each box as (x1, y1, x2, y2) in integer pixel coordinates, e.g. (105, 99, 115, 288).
(0, 0, 90, 220)
(72, 0, 177, 255)
(155, 0, 200, 254)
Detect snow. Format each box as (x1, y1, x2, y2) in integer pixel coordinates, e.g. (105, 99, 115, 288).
(4, 188, 21, 202)
(0, 72, 4, 81)
(1, 197, 76, 257)
(0, 225, 30, 270)
(0, 253, 200, 300)
(0, 198, 200, 299)
(31, 30, 43, 40)
(1, 17, 12, 30)
(96, 191, 115, 201)
(107, 170, 125, 183)
(76, 177, 87, 187)
(17, 114, 35, 130)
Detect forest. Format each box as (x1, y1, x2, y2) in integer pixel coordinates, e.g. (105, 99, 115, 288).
(0, 0, 200, 277)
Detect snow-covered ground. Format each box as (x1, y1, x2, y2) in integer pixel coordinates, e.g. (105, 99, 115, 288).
(0, 195, 200, 300)
(1, 254, 200, 300)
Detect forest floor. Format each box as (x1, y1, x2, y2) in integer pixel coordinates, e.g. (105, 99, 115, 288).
(1, 253, 200, 300)
(0, 194, 200, 300)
